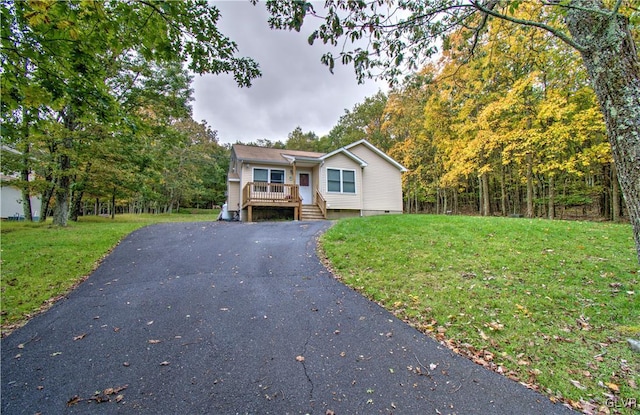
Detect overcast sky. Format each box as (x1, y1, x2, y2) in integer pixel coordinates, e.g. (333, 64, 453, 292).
(192, 1, 385, 145)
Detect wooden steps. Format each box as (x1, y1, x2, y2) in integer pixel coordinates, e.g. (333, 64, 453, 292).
(300, 204, 325, 221)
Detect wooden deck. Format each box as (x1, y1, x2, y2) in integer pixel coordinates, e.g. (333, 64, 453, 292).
(242, 182, 302, 221)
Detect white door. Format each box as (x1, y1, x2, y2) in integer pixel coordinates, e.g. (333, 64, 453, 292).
(297, 172, 312, 205)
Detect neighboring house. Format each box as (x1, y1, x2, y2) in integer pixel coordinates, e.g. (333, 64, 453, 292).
(0, 174, 41, 220)
(226, 139, 407, 221)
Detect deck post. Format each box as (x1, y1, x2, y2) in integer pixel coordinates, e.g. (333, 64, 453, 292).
(294, 205, 299, 221)
(247, 205, 252, 222)
(292, 163, 297, 185)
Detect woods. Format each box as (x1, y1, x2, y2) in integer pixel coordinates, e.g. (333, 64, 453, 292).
(1, 0, 259, 224)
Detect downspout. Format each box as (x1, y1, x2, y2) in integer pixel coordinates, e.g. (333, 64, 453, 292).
(360, 166, 365, 217)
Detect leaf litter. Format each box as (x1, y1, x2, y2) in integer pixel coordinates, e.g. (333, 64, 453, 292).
(67, 384, 128, 406)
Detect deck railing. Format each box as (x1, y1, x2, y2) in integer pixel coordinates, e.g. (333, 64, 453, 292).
(243, 182, 301, 205)
(316, 189, 327, 218)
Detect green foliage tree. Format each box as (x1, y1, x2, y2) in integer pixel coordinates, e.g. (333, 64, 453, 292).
(285, 126, 321, 151)
(323, 91, 391, 152)
(1, 0, 260, 225)
(263, 0, 640, 262)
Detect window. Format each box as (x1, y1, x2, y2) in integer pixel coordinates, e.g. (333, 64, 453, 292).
(253, 168, 285, 192)
(270, 170, 284, 184)
(254, 168, 268, 182)
(327, 168, 356, 194)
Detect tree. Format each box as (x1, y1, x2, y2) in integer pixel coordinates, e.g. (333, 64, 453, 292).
(263, 0, 640, 262)
(285, 126, 321, 151)
(1, 0, 260, 225)
(324, 91, 391, 152)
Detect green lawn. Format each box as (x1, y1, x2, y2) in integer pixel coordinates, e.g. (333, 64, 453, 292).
(0, 212, 217, 331)
(320, 214, 639, 413)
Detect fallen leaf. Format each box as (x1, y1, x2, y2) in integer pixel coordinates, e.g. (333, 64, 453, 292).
(570, 379, 587, 390)
(605, 382, 619, 392)
(147, 321, 154, 325)
(148, 339, 161, 344)
(73, 333, 86, 341)
(115, 394, 124, 403)
(17, 343, 24, 349)
(160, 361, 170, 366)
(295, 355, 305, 362)
(51, 352, 62, 357)
(67, 395, 81, 406)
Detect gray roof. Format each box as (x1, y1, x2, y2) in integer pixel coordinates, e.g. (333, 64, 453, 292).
(232, 145, 325, 165)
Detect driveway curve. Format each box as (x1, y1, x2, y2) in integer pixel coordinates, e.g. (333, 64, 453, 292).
(1, 221, 574, 414)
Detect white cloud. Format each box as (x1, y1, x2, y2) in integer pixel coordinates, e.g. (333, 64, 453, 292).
(192, 1, 384, 144)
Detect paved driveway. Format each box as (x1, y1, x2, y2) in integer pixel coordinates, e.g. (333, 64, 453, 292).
(1, 221, 574, 414)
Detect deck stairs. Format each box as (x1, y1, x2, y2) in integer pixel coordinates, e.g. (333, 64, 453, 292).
(300, 204, 325, 221)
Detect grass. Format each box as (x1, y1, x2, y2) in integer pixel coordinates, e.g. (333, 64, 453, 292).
(320, 214, 639, 413)
(0, 211, 217, 331)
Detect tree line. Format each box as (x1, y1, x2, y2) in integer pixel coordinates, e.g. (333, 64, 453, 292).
(1, 0, 258, 225)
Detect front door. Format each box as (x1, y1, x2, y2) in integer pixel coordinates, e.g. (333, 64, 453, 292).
(297, 172, 312, 205)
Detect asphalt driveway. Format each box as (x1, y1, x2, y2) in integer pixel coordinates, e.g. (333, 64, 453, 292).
(1, 221, 575, 414)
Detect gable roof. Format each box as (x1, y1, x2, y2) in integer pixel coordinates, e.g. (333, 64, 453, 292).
(231, 140, 407, 172)
(320, 140, 407, 172)
(232, 144, 324, 165)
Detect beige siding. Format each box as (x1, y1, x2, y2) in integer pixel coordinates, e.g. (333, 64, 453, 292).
(228, 181, 240, 211)
(320, 153, 362, 210)
(349, 144, 404, 212)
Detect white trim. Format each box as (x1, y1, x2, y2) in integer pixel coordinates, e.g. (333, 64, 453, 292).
(253, 167, 285, 184)
(321, 148, 368, 167)
(343, 139, 408, 172)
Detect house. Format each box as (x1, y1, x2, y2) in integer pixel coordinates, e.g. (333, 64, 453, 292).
(226, 139, 407, 221)
(1, 174, 41, 220)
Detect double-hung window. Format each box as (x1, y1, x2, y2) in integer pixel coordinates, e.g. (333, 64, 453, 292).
(254, 168, 285, 192)
(327, 168, 356, 193)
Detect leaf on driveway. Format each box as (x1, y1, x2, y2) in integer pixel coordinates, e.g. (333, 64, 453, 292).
(67, 395, 81, 406)
(296, 355, 305, 362)
(148, 339, 161, 344)
(160, 361, 170, 366)
(73, 333, 86, 341)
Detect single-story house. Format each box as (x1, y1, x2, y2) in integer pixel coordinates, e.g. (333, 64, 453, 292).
(1, 174, 41, 220)
(226, 139, 407, 221)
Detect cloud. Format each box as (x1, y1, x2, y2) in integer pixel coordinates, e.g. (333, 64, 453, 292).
(192, 1, 384, 144)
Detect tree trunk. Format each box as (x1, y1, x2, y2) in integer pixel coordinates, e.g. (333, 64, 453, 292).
(53, 150, 71, 226)
(39, 173, 55, 223)
(19, 108, 33, 221)
(20, 153, 33, 221)
(500, 165, 507, 217)
(548, 175, 555, 220)
(52, 107, 76, 227)
(111, 186, 116, 220)
(526, 153, 534, 218)
(481, 173, 490, 216)
(566, 0, 640, 262)
(70, 188, 84, 222)
(612, 162, 620, 222)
